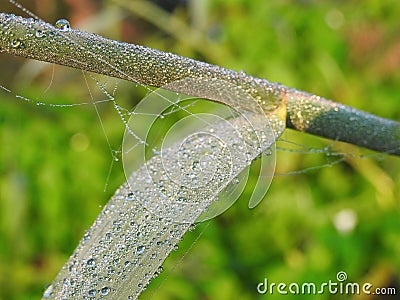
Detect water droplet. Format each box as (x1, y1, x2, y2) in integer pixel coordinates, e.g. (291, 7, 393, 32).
(188, 223, 196, 231)
(43, 284, 53, 298)
(152, 148, 161, 155)
(232, 177, 240, 185)
(83, 231, 91, 242)
(100, 286, 111, 296)
(55, 19, 70, 31)
(87, 258, 96, 268)
(68, 263, 77, 274)
(35, 29, 45, 38)
(192, 160, 199, 170)
(176, 197, 185, 203)
(88, 289, 96, 297)
(10, 39, 22, 48)
(137, 245, 145, 255)
(124, 261, 131, 267)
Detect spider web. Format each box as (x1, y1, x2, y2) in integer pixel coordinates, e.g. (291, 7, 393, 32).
(2, 0, 370, 180)
(0, 62, 350, 178)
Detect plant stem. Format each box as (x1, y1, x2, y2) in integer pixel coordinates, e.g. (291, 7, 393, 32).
(1, 13, 399, 155)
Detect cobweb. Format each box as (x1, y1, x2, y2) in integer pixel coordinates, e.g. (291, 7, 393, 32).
(1, 1, 398, 300)
(0, 62, 350, 179)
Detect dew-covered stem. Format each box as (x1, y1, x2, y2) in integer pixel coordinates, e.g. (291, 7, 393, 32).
(0, 12, 399, 155)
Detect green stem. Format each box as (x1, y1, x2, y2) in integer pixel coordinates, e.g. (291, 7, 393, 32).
(1, 13, 399, 155)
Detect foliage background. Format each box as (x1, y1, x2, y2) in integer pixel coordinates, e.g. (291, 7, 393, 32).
(0, 0, 399, 299)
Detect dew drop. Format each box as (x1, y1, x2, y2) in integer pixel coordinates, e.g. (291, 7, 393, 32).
(55, 19, 70, 31)
(232, 176, 240, 185)
(87, 258, 96, 268)
(137, 245, 145, 255)
(10, 39, 22, 48)
(188, 223, 196, 231)
(100, 286, 111, 296)
(88, 289, 96, 297)
(153, 149, 162, 155)
(35, 29, 45, 38)
(124, 261, 131, 267)
(43, 284, 53, 298)
(83, 231, 91, 242)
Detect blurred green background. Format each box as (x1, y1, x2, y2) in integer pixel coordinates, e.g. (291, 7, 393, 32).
(1, 0, 400, 299)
